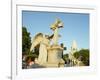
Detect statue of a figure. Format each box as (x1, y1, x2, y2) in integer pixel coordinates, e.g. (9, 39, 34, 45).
(38, 35, 50, 64)
(30, 33, 50, 65)
(30, 18, 64, 66)
(50, 18, 63, 45)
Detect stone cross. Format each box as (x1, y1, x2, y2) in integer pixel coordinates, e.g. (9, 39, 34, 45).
(50, 19, 63, 45)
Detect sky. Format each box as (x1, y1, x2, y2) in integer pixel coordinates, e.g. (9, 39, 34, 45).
(22, 11, 89, 53)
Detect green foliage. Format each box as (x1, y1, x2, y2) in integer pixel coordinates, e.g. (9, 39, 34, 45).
(33, 44, 40, 56)
(22, 27, 31, 54)
(29, 51, 38, 58)
(73, 51, 79, 59)
(63, 54, 69, 61)
(73, 49, 89, 66)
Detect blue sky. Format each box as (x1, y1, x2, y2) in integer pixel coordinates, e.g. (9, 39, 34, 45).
(22, 11, 89, 53)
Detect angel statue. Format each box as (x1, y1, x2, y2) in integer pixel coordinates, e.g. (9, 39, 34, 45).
(30, 33, 51, 65)
(30, 18, 63, 66)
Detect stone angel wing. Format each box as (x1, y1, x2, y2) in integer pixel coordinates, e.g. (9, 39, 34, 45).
(30, 33, 43, 52)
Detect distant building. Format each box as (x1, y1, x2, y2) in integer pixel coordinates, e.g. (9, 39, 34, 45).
(69, 40, 78, 60)
(68, 40, 84, 66)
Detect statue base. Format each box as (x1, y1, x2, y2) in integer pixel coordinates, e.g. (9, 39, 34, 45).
(46, 45, 65, 67)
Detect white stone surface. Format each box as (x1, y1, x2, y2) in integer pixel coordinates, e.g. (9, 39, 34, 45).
(47, 45, 64, 67)
(38, 35, 50, 65)
(71, 40, 77, 53)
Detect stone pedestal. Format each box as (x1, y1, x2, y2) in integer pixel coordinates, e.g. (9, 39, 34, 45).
(46, 45, 65, 67)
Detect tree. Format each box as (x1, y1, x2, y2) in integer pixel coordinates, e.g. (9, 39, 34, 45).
(73, 49, 89, 66)
(30, 44, 40, 58)
(22, 27, 31, 55)
(63, 54, 69, 61)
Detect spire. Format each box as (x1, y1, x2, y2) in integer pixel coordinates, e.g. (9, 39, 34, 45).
(71, 40, 77, 53)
